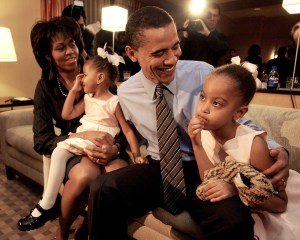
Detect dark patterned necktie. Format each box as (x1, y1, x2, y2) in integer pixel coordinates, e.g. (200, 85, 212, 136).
(155, 84, 186, 214)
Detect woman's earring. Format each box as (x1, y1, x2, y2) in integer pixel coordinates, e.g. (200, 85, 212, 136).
(232, 117, 236, 123)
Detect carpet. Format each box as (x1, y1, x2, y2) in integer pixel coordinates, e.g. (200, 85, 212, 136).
(0, 162, 83, 240)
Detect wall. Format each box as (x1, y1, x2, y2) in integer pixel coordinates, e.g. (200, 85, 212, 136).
(224, 15, 300, 64)
(252, 92, 300, 109)
(0, 0, 41, 98)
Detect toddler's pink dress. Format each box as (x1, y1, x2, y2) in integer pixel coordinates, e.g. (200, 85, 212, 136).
(58, 94, 120, 155)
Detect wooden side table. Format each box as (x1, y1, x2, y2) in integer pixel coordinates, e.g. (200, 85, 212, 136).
(0, 96, 33, 110)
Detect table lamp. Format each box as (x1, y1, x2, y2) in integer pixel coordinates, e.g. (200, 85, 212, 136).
(0, 27, 17, 62)
(282, 0, 300, 14)
(101, 4, 128, 51)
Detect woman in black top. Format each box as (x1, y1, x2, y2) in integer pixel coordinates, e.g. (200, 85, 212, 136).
(17, 16, 128, 239)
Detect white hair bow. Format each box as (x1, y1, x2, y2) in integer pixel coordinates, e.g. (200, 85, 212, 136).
(231, 56, 262, 88)
(97, 43, 125, 66)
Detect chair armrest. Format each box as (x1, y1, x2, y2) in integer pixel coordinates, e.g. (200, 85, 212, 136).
(0, 108, 33, 130)
(0, 108, 34, 167)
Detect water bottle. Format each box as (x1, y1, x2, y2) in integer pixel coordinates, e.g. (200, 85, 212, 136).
(267, 66, 279, 89)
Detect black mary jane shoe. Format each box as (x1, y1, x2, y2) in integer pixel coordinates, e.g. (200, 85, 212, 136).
(17, 199, 60, 231)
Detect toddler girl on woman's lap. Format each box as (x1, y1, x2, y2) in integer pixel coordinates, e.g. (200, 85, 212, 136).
(19, 46, 146, 228)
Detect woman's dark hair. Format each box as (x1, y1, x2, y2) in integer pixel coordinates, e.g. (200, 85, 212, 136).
(88, 47, 119, 86)
(210, 64, 257, 105)
(30, 16, 84, 70)
(126, 6, 174, 50)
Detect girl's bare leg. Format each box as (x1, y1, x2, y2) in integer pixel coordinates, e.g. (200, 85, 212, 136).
(55, 157, 128, 240)
(56, 157, 100, 240)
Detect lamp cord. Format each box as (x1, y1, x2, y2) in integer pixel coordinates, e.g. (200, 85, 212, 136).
(291, 30, 300, 89)
(290, 30, 300, 108)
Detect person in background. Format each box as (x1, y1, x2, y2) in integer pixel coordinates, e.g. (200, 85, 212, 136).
(87, 6, 289, 240)
(225, 48, 238, 63)
(93, 27, 113, 54)
(16, 16, 128, 240)
(86, 19, 101, 35)
(265, 46, 293, 88)
(180, 2, 228, 67)
(62, 4, 95, 58)
(94, 31, 141, 81)
(290, 21, 300, 48)
(244, 44, 263, 79)
(114, 31, 141, 81)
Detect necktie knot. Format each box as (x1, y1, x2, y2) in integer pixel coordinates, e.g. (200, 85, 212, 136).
(155, 84, 165, 99)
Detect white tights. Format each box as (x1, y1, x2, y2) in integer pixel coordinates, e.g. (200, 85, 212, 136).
(32, 147, 74, 217)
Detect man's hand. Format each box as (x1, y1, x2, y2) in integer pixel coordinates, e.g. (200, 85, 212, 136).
(196, 19, 210, 36)
(263, 147, 289, 191)
(182, 19, 190, 38)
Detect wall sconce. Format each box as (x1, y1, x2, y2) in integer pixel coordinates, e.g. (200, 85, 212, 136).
(101, 5, 128, 51)
(0, 27, 17, 62)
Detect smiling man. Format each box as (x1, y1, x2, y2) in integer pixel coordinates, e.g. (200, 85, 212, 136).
(88, 6, 289, 240)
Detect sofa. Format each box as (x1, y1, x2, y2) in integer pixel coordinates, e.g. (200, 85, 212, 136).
(0, 104, 299, 239)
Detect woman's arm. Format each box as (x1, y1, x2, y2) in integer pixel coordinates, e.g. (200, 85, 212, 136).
(33, 81, 69, 155)
(250, 135, 288, 213)
(61, 74, 85, 120)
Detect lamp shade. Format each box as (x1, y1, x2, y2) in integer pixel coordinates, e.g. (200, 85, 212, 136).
(0, 27, 17, 62)
(101, 6, 128, 32)
(282, 0, 300, 14)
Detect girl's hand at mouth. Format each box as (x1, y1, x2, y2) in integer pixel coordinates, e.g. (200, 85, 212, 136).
(188, 116, 207, 145)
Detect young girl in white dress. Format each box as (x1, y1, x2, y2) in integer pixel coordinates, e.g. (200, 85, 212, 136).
(188, 63, 300, 240)
(25, 46, 146, 226)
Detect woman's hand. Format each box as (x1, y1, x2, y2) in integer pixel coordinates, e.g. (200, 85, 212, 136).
(202, 180, 238, 202)
(263, 147, 289, 191)
(70, 131, 114, 145)
(84, 131, 115, 145)
(70, 131, 117, 165)
(84, 143, 119, 165)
